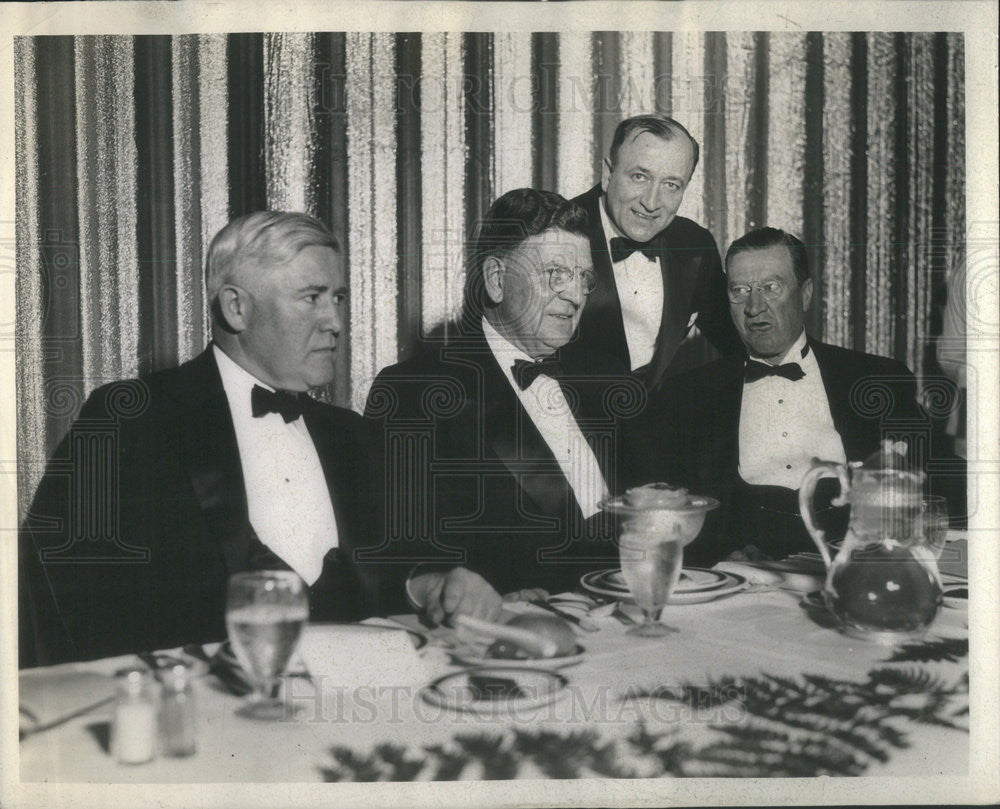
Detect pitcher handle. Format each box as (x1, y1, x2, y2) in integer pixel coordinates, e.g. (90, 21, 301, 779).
(798, 459, 851, 570)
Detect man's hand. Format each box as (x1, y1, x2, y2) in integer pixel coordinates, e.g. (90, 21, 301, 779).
(727, 544, 771, 563)
(502, 588, 550, 604)
(408, 567, 503, 626)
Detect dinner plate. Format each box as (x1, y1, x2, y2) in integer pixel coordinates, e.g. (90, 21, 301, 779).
(450, 644, 586, 669)
(580, 567, 749, 604)
(420, 667, 568, 714)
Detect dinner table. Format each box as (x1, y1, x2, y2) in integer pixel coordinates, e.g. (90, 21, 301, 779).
(17, 536, 973, 787)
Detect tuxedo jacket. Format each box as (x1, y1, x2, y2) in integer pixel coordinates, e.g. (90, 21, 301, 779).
(19, 348, 383, 666)
(566, 185, 739, 391)
(640, 338, 967, 563)
(363, 332, 643, 596)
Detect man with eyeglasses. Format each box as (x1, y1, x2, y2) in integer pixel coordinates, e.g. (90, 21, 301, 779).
(566, 114, 739, 393)
(639, 227, 964, 562)
(365, 188, 637, 624)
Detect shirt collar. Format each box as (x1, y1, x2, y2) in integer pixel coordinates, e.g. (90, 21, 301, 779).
(777, 331, 809, 365)
(482, 316, 535, 364)
(599, 195, 627, 242)
(746, 330, 809, 367)
(213, 343, 277, 395)
(482, 316, 543, 391)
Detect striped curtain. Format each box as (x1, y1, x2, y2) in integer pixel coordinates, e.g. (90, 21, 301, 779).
(15, 32, 966, 517)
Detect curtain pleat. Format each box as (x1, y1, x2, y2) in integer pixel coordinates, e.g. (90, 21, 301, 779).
(905, 34, 937, 375)
(766, 33, 807, 236)
(14, 38, 45, 512)
(464, 34, 493, 248)
(821, 33, 853, 348)
(14, 31, 967, 518)
(556, 33, 595, 197)
(864, 33, 898, 357)
(74, 36, 140, 388)
(172, 34, 228, 362)
(134, 36, 178, 375)
(345, 33, 398, 399)
(394, 33, 424, 365)
(531, 33, 559, 194)
(723, 31, 756, 244)
(493, 32, 534, 196)
(592, 32, 620, 182)
(420, 33, 466, 338)
(618, 32, 655, 119)
(672, 32, 705, 226)
(264, 33, 316, 214)
(702, 33, 728, 247)
(311, 33, 351, 404)
(944, 34, 966, 330)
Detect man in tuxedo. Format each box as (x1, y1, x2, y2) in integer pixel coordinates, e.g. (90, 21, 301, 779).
(365, 188, 639, 625)
(646, 227, 965, 564)
(20, 212, 384, 666)
(568, 114, 738, 392)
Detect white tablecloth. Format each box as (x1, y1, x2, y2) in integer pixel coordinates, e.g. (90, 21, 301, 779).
(19, 557, 970, 783)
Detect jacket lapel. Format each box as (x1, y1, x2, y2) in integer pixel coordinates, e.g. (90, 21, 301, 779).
(468, 341, 580, 521)
(810, 338, 870, 461)
(302, 404, 355, 553)
(718, 356, 746, 480)
(577, 185, 630, 364)
(161, 348, 253, 576)
(646, 222, 705, 383)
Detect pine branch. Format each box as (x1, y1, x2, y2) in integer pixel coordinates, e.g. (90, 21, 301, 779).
(887, 637, 969, 663)
(319, 641, 969, 781)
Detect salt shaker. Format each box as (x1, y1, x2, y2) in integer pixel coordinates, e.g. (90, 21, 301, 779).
(160, 664, 197, 757)
(111, 668, 158, 765)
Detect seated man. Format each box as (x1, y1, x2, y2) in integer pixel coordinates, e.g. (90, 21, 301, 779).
(643, 227, 965, 563)
(365, 188, 640, 625)
(20, 212, 383, 665)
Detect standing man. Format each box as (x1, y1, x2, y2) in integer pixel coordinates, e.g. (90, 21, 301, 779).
(365, 189, 639, 625)
(645, 227, 965, 563)
(569, 114, 738, 391)
(20, 212, 384, 665)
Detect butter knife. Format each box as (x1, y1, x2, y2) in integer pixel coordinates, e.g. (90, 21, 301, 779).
(529, 599, 599, 633)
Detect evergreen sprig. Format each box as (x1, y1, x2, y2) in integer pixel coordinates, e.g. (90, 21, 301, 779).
(319, 637, 969, 781)
(887, 637, 968, 663)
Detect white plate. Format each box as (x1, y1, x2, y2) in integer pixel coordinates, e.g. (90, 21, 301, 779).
(420, 667, 568, 714)
(450, 644, 586, 669)
(580, 567, 749, 604)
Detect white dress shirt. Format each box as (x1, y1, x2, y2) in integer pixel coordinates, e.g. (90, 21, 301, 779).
(482, 318, 610, 519)
(599, 197, 664, 371)
(738, 331, 847, 489)
(213, 345, 340, 585)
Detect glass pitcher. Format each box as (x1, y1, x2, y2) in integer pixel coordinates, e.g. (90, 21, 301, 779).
(798, 440, 943, 643)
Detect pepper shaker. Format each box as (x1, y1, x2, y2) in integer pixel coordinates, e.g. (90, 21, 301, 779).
(160, 663, 197, 757)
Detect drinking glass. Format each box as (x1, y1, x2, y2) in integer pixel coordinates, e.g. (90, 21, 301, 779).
(920, 495, 949, 559)
(601, 487, 718, 638)
(619, 537, 684, 636)
(225, 570, 308, 720)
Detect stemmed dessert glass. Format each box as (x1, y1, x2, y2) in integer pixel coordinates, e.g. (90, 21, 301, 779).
(618, 536, 685, 636)
(600, 485, 718, 638)
(225, 571, 309, 719)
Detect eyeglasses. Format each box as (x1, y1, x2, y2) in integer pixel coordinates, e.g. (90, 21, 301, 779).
(727, 279, 786, 304)
(544, 266, 598, 296)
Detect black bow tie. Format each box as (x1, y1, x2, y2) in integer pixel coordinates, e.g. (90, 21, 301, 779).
(512, 357, 563, 390)
(251, 384, 306, 422)
(744, 344, 810, 383)
(744, 360, 804, 383)
(609, 236, 659, 264)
